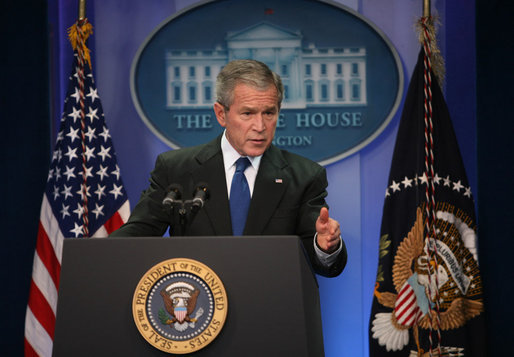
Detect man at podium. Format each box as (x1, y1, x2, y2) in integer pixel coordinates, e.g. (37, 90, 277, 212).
(111, 59, 347, 278)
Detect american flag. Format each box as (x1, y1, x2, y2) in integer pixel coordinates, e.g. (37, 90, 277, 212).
(23, 47, 130, 356)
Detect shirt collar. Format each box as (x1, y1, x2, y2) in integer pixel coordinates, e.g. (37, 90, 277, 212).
(221, 130, 262, 170)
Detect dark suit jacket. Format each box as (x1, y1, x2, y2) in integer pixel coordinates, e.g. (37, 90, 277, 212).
(111, 135, 347, 277)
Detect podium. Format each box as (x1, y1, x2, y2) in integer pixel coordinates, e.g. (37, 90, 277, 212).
(53, 236, 325, 356)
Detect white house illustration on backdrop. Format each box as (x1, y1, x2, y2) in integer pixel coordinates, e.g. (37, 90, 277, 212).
(165, 22, 367, 109)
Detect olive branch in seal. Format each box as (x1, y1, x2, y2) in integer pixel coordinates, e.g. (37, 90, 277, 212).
(376, 234, 391, 282)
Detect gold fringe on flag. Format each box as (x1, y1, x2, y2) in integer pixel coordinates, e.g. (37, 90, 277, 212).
(67, 20, 93, 69)
(416, 16, 445, 88)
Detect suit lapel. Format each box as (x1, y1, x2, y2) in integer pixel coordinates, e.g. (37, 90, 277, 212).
(245, 146, 288, 235)
(191, 136, 232, 235)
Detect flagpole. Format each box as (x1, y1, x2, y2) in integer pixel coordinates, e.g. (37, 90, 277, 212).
(78, 0, 86, 21)
(423, 0, 430, 17)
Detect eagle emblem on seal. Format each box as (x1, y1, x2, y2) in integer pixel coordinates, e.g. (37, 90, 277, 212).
(159, 281, 204, 332)
(371, 206, 483, 355)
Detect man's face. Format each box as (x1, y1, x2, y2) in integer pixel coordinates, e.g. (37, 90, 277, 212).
(214, 83, 279, 157)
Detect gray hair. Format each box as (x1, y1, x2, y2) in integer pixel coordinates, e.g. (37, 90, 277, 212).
(215, 59, 284, 109)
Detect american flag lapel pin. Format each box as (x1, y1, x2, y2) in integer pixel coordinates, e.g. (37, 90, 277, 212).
(275, 178, 283, 184)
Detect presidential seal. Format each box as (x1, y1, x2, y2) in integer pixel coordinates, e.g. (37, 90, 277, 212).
(133, 258, 228, 354)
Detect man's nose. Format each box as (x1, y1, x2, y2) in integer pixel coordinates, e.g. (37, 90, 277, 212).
(253, 114, 266, 131)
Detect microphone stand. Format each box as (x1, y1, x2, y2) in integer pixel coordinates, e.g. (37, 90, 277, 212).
(164, 200, 207, 236)
(163, 183, 209, 236)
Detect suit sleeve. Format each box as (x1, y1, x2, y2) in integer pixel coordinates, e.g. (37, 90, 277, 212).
(110, 154, 171, 237)
(296, 166, 347, 278)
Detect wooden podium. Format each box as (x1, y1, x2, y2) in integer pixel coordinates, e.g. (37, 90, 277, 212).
(53, 236, 325, 356)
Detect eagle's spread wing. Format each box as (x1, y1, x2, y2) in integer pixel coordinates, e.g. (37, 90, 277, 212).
(376, 291, 398, 309)
(392, 208, 425, 293)
(160, 290, 175, 317)
(418, 298, 483, 330)
(187, 289, 200, 315)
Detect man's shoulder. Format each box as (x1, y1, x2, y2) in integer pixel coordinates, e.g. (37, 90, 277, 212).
(157, 136, 221, 163)
(268, 144, 324, 173)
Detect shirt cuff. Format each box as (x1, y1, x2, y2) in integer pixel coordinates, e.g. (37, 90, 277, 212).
(313, 233, 343, 267)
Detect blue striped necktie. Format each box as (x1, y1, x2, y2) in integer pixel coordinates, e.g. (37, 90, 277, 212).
(230, 157, 251, 236)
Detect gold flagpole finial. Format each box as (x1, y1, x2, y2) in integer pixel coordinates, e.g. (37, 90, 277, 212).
(68, 0, 93, 68)
(78, 0, 86, 21)
(423, 0, 431, 17)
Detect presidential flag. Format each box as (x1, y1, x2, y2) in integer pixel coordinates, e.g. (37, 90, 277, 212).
(369, 19, 486, 357)
(24, 20, 130, 356)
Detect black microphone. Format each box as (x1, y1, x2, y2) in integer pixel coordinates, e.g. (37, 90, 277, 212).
(191, 183, 210, 210)
(162, 184, 183, 208)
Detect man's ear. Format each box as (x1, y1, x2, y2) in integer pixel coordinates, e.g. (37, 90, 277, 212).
(213, 102, 226, 127)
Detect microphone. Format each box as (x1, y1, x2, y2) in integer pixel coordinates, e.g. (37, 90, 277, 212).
(191, 183, 210, 210)
(162, 184, 183, 208)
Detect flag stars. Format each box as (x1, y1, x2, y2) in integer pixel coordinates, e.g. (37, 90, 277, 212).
(61, 185, 73, 200)
(390, 180, 401, 192)
(54, 167, 62, 181)
(110, 183, 123, 200)
(111, 165, 121, 180)
(95, 184, 106, 199)
(73, 203, 84, 219)
(66, 127, 80, 143)
(401, 176, 413, 188)
(80, 165, 94, 180)
(63, 166, 76, 181)
(92, 203, 105, 219)
(68, 106, 81, 122)
(84, 146, 96, 161)
(96, 165, 109, 181)
(64, 146, 78, 161)
(70, 87, 81, 103)
(419, 172, 429, 185)
(60, 204, 70, 219)
(385, 172, 473, 200)
(70, 222, 84, 237)
(86, 87, 100, 103)
(47, 169, 54, 182)
(433, 173, 442, 185)
(98, 145, 112, 161)
(56, 131, 64, 143)
(76, 184, 91, 201)
(52, 185, 60, 200)
(85, 126, 97, 142)
(86, 106, 99, 122)
(52, 149, 61, 162)
(452, 180, 464, 192)
(99, 126, 110, 142)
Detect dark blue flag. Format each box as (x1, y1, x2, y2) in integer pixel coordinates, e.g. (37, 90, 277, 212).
(369, 48, 486, 356)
